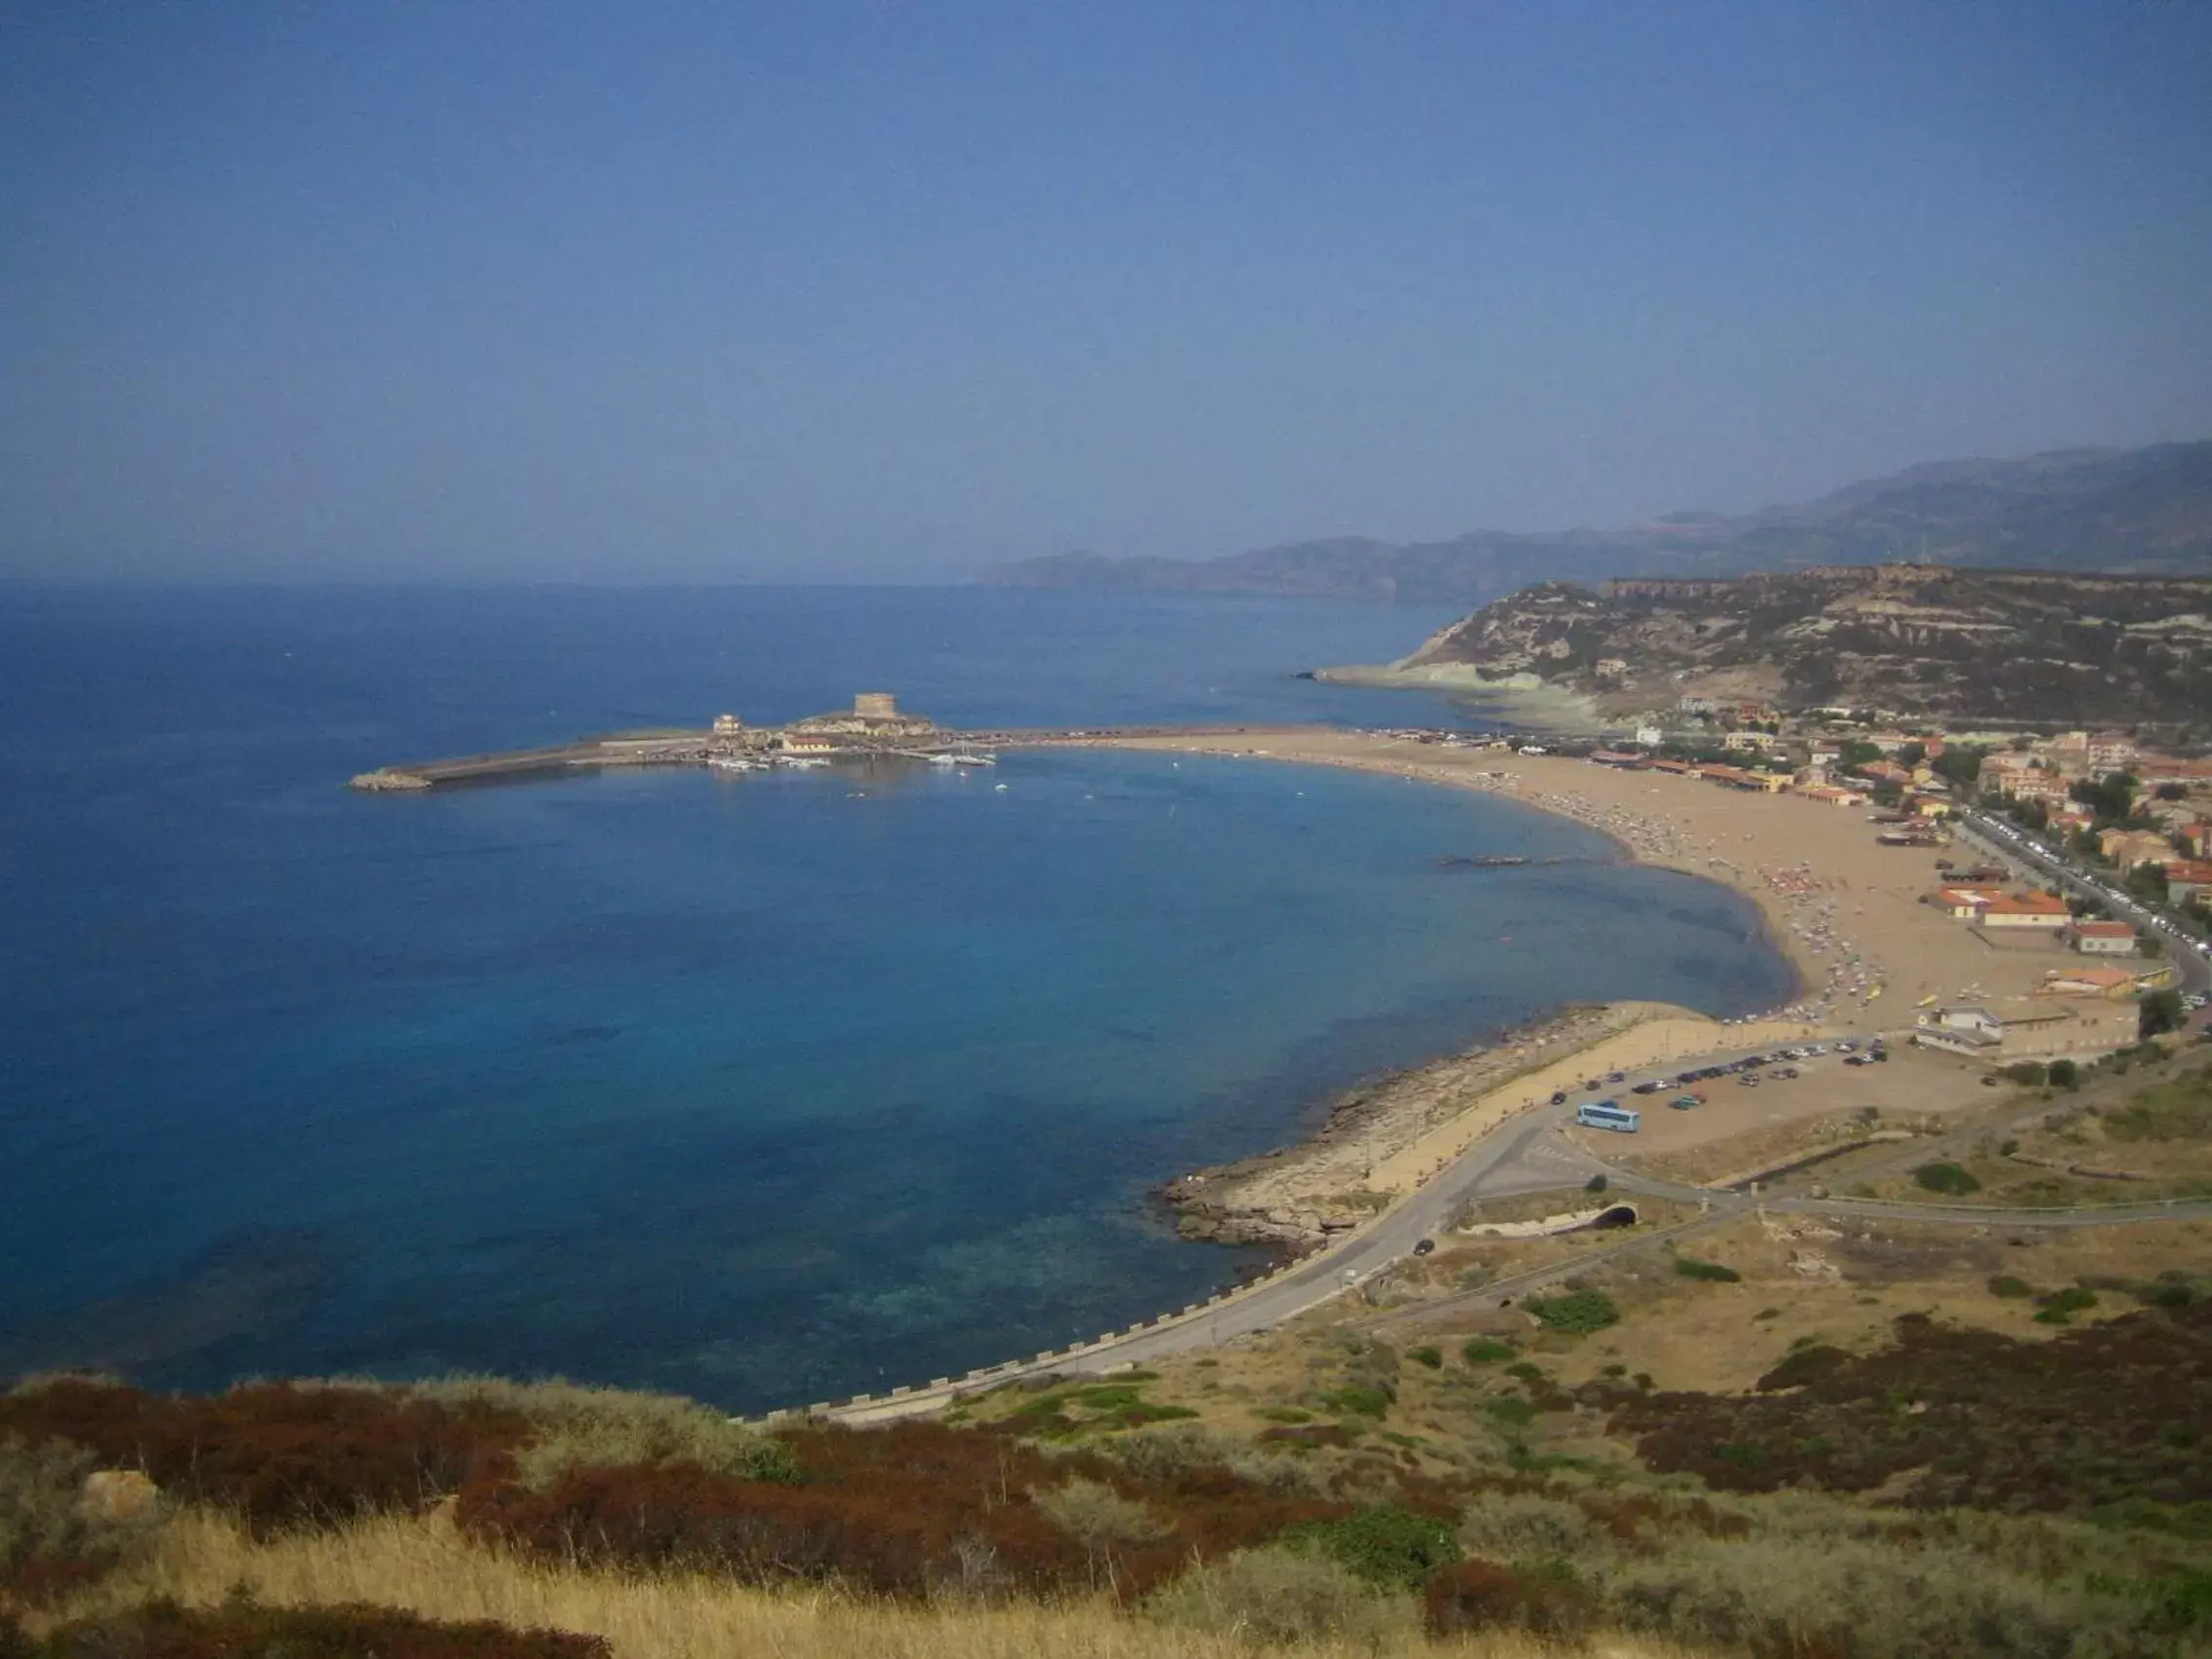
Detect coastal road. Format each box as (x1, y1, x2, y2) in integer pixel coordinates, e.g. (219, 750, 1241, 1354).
(1952, 808, 2210, 996)
(811, 1029, 2212, 1423)
(815, 1037, 1881, 1419)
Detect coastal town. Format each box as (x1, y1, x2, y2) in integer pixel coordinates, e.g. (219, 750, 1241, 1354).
(1265, 716, 2207, 1052)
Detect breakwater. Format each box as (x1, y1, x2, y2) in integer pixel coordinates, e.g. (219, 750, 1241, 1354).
(350, 723, 1313, 790)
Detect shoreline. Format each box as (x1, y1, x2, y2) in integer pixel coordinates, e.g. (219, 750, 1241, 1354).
(1308, 661, 1606, 734)
(1076, 729, 1890, 1253)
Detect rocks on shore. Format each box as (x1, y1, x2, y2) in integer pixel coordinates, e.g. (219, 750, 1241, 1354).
(1157, 1003, 1636, 1251)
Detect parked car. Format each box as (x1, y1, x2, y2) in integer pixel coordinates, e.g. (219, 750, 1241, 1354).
(1413, 1237, 1435, 1256)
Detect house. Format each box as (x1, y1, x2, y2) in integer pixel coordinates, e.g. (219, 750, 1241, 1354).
(1635, 724, 1665, 749)
(2162, 861, 2212, 905)
(1977, 893, 2072, 930)
(2038, 966, 2140, 1001)
(1796, 785, 1869, 807)
(2041, 731, 2091, 778)
(2047, 809, 2094, 836)
(779, 730, 842, 755)
(1595, 657, 1629, 680)
(2099, 829, 2174, 870)
(2086, 732, 2139, 776)
(2009, 775, 2075, 807)
(1722, 730, 1772, 752)
(711, 713, 746, 738)
(2066, 920, 2139, 955)
(1934, 886, 2004, 919)
(1914, 1006, 2005, 1056)
(1700, 765, 1788, 793)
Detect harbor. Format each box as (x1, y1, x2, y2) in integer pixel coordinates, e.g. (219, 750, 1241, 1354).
(348, 692, 1305, 790)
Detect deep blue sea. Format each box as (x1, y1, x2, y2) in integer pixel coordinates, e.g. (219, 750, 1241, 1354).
(0, 586, 1794, 1411)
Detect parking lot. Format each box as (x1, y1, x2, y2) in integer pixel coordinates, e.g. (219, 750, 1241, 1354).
(1560, 1040, 2012, 1159)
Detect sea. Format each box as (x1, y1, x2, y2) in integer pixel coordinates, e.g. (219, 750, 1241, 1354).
(0, 585, 1796, 1412)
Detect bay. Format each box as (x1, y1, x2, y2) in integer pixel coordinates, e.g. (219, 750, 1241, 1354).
(0, 585, 1794, 1409)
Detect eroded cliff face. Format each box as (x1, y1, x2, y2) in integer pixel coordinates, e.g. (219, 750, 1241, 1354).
(1406, 566, 2212, 721)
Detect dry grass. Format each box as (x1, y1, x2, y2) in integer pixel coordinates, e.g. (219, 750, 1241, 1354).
(30, 1508, 1704, 1659)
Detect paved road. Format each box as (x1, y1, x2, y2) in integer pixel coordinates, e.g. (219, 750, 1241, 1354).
(818, 1032, 2212, 1420)
(1952, 808, 2210, 996)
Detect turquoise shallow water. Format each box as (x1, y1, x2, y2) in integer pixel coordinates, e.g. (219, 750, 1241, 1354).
(0, 586, 1795, 1410)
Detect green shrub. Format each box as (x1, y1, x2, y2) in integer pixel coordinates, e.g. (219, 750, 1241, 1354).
(1258, 1406, 1312, 1424)
(1281, 1503, 1460, 1590)
(2049, 1058, 2081, 1088)
(2004, 1061, 2049, 1086)
(1068, 1384, 1143, 1412)
(1460, 1337, 1516, 1365)
(2034, 1285, 2101, 1324)
(1407, 1346, 1442, 1370)
(1913, 1161, 1982, 1197)
(1483, 1397, 1538, 1428)
(0, 1437, 162, 1601)
(1112, 1403, 1198, 1429)
(470, 1382, 800, 1490)
(1987, 1274, 2034, 1298)
(1144, 1546, 1418, 1643)
(1675, 1257, 1743, 1283)
(1527, 1289, 1621, 1334)
(1034, 1477, 1172, 1546)
(1753, 1345, 1849, 1391)
(1317, 1385, 1391, 1420)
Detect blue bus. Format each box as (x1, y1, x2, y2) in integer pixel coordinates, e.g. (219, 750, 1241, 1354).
(1575, 1100, 1641, 1133)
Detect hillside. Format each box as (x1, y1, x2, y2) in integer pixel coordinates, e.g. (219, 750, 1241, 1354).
(1395, 564, 2212, 722)
(985, 442, 2212, 608)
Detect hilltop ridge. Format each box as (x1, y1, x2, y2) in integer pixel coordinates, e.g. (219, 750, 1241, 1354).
(986, 441, 2212, 607)
(1390, 564, 2212, 723)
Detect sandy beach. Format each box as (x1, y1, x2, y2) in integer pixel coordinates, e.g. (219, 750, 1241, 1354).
(1075, 727, 2120, 1250)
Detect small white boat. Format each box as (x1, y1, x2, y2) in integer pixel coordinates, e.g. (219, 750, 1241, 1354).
(779, 756, 830, 770)
(929, 751, 998, 767)
(708, 756, 768, 772)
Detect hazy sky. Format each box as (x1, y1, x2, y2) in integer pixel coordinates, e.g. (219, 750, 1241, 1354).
(5, 3, 2209, 582)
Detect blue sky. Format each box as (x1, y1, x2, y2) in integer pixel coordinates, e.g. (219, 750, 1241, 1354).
(4, 2, 2208, 581)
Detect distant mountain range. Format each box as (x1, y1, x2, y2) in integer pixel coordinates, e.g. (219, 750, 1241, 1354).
(984, 442, 2212, 608)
